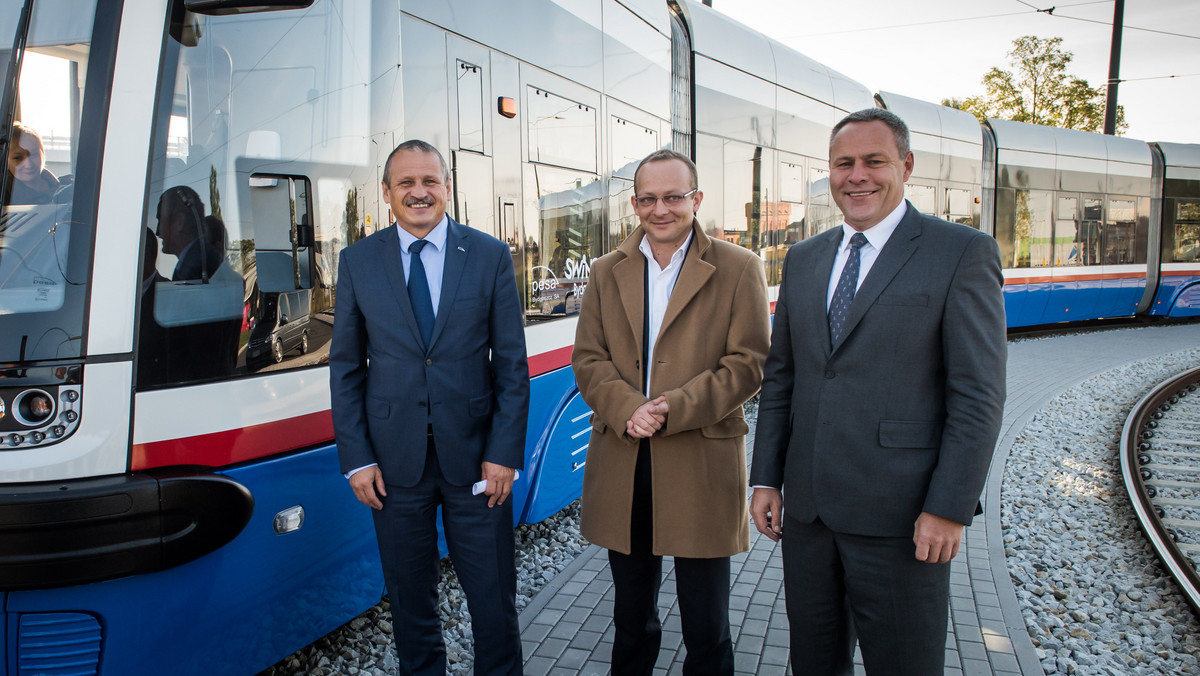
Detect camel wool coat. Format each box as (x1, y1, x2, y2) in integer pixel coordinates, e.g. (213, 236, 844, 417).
(572, 222, 770, 558)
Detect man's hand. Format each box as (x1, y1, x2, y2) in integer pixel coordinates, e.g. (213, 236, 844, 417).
(913, 511, 964, 563)
(350, 465, 387, 510)
(481, 462, 516, 508)
(750, 487, 784, 542)
(626, 396, 669, 439)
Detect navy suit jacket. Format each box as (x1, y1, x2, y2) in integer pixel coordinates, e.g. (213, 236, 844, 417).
(750, 203, 1007, 537)
(329, 219, 529, 487)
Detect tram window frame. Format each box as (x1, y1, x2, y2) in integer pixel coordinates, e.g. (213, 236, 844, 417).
(527, 87, 596, 173)
(1171, 199, 1200, 262)
(807, 164, 837, 239)
(456, 60, 485, 154)
(946, 188, 973, 227)
(1055, 195, 1080, 266)
(522, 163, 602, 322)
(905, 184, 935, 216)
(610, 116, 657, 181)
(1103, 196, 1142, 265)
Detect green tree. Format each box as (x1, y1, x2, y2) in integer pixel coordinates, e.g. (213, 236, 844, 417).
(945, 35, 1126, 134)
(344, 187, 361, 246)
(209, 165, 223, 222)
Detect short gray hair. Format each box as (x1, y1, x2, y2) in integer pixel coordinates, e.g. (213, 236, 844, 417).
(830, 108, 911, 159)
(382, 140, 450, 186)
(633, 149, 698, 192)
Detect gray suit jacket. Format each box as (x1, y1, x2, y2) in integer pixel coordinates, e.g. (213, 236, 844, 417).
(750, 203, 1006, 537)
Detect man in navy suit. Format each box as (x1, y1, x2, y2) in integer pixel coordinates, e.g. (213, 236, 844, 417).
(750, 109, 1006, 674)
(330, 140, 529, 675)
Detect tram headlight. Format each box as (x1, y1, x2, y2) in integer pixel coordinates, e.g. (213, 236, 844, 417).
(13, 389, 55, 427)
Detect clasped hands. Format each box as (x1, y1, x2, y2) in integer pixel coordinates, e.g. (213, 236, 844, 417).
(626, 396, 669, 439)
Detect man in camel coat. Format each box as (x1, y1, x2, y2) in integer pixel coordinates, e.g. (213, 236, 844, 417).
(572, 149, 770, 676)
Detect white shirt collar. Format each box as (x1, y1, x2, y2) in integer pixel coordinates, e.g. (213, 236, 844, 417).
(396, 214, 449, 253)
(638, 229, 694, 272)
(839, 199, 907, 251)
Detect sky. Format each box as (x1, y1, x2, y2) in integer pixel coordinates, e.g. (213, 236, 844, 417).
(713, 0, 1200, 144)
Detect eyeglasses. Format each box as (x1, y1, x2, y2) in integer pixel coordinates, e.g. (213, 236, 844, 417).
(634, 189, 697, 209)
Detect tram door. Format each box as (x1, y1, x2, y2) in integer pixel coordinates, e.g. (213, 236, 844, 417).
(447, 36, 525, 307)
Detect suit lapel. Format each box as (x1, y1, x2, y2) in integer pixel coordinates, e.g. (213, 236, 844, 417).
(802, 228, 841, 358)
(832, 207, 923, 353)
(377, 225, 426, 348)
(429, 219, 468, 351)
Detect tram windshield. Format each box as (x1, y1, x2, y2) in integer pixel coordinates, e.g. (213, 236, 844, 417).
(0, 0, 99, 362)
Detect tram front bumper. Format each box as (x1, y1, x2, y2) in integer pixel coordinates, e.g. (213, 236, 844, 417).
(0, 472, 253, 590)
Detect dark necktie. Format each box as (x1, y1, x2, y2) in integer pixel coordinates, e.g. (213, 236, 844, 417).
(828, 232, 868, 347)
(407, 239, 435, 347)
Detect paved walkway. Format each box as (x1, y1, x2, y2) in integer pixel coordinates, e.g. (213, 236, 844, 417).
(516, 322, 1200, 675)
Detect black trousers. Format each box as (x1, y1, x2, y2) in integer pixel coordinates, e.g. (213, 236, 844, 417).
(782, 516, 951, 676)
(371, 434, 521, 676)
(608, 439, 734, 676)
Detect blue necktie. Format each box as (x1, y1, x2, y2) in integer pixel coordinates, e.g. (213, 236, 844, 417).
(407, 239, 435, 347)
(828, 232, 868, 348)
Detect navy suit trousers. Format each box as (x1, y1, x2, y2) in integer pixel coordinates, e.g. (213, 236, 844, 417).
(371, 433, 521, 676)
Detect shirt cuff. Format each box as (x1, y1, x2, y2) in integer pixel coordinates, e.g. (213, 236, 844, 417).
(345, 463, 378, 480)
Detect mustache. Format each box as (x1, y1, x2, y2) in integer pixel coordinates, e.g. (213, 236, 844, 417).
(404, 198, 436, 207)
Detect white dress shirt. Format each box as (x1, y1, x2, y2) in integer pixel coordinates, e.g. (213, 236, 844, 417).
(396, 215, 449, 316)
(639, 230, 694, 397)
(826, 200, 907, 309)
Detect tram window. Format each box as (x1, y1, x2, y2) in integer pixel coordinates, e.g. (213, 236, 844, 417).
(0, 0, 102, 362)
(1103, 198, 1138, 265)
(947, 189, 973, 227)
(1079, 198, 1104, 266)
(1172, 200, 1200, 262)
(528, 88, 596, 172)
(808, 165, 838, 238)
(456, 61, 484, 154)
(608, 177, 636, 250)
(1056, 196, 1080, 266)
(611, 117, 658, 181)
(997, 189, 1052, 268)
(767, 159, 807, 285)
(523, 164, 601, 321)
(453, 151, 496, 239)
(138, 0, 372, 388)
(905, 184, 935, 215)
(720, 140, 769, 252)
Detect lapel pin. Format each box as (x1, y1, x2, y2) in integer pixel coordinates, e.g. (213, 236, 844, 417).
(457, 246, 466, 252)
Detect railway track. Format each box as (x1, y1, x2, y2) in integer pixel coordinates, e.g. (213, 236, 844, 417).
(1121, 366, 1200, 616)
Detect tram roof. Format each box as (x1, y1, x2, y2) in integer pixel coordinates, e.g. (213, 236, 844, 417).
(988, 118, 1150, 168)
(682, 0, 871, 113)
(1156, 142, 1200, 171)
(876, 91, 982, 146)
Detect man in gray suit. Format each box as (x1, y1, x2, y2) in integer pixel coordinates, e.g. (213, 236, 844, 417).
(749, 108, 1006, 674)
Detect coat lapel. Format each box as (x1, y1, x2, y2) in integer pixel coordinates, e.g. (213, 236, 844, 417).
(429, 220, 468, 351)
(832, 206, 922, 353)
(377, 225, 426, 348)
(657, 224, 714, 341)
(612, 230, 646, 364)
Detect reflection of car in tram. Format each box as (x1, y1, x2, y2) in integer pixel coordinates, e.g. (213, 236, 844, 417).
(246, 290, 311, 369)
(0, 1, 1197, 675)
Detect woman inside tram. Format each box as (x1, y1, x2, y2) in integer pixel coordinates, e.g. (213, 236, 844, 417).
(6, 121, 67, 204)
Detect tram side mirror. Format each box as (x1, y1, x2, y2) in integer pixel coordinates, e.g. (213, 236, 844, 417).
(185, 0, 315, 16)
(248, 173, 314, 293)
